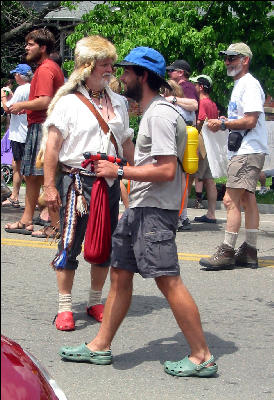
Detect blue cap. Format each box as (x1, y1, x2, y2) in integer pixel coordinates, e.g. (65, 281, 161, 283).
(116, 47, 170, 87)
(10, 64, 32, 76)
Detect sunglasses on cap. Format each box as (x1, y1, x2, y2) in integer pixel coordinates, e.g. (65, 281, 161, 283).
(223, 55, 244, 62)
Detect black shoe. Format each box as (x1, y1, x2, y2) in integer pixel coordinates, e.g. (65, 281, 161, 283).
(177, 217, 191, 231)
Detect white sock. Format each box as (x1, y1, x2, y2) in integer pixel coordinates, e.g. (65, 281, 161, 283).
(181, 209, 187, 220)
(245, 229, 258, 248)
(87, 289, 102, 308)
(58, 293, 72, 313)
(224, 231, 238, 249)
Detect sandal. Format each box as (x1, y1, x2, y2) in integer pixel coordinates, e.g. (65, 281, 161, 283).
(31, 225, 59, 239)
(54, 311, 75, 331)
(32, 215, 51, 226)
(58, 343, 112, 365)
(164, 355, 218, 377)
(2, 197, 20, 208)
(87, 304, 104, 322)
(194, 215, 217, 224)
(5, 220, 33, 235)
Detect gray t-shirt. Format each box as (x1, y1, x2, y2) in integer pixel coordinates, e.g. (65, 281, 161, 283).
(129, 96, 187, 210)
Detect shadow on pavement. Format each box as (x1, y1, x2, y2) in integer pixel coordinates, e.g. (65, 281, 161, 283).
(112, 331, 237, 370)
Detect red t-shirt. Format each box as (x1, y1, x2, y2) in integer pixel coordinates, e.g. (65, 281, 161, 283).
(27, 58, 64, 125)
(198, 97, 218, 121)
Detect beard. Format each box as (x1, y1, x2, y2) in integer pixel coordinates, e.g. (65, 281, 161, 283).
(25, 51, 42, 64)
(226, 63, 243, 77)
(124, 81, 142, 102)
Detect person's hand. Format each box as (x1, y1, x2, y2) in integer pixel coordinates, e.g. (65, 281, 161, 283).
(9, 102, 24, 114)
(94, 160, 119, 178)
(44, 186, 61, 212)
(207, 119, 222, 132)
(165, 96, 174, 103)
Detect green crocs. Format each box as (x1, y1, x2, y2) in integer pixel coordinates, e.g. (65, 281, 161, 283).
(58, 343, 112, 365)
(164, 355, 218, 377)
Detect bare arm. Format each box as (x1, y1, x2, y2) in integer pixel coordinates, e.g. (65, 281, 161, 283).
(122, 137, 135, 166)
(94, 155, 177, 182)
(207, 112, 259, 132)
(9, 96, 52, 114)
(165, 96, 198, 111)
(43, 126, 64, 211)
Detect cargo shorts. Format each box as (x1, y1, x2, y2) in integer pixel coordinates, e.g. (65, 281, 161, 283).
(111, 207, 180, 278)
(226, 153, 265, 193)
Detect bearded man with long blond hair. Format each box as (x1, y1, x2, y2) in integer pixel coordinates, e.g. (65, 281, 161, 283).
(41, 35, 134, 331)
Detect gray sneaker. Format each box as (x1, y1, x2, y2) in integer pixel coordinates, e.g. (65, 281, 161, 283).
(235, 242, 258, 269)
(199, 243, 235, 270)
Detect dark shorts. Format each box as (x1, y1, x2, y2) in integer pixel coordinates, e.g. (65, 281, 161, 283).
(111, 207, 180, 278)
(56, 173, 120, 270)
(21, 123, 44, 176)
(226, 153, 265, 193)
(10, 140, 25, 162)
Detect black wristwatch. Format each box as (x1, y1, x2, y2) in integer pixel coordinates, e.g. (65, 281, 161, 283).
(117, 165, 124, 180)
(171, 96, 177, 105)
(220, 119, 227, 131)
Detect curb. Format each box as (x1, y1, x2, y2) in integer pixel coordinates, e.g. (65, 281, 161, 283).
(187, 198, 274, 214)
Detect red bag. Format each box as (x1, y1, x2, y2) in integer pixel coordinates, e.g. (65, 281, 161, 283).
(84, 178, 111, 264)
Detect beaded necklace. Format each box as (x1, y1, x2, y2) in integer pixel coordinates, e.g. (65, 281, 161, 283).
(84, 83, 105, 109)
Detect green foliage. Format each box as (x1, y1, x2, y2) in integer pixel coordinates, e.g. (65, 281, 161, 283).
(63, 0, 273, 111)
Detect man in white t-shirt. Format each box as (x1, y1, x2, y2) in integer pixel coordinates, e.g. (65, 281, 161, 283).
(199, 43, 268, 270)
(1, 64, 33, 207)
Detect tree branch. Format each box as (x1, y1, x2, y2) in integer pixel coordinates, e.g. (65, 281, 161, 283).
(2, 1, 61, 42)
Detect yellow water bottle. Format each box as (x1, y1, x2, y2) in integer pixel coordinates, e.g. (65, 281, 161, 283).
(182, 126, 199, 174)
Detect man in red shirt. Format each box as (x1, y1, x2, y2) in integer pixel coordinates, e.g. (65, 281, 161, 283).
(189, 75, 219, 223)
(5, 28, 64, 235)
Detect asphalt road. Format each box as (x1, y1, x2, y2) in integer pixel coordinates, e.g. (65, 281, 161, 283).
(1, 201, 274, 400)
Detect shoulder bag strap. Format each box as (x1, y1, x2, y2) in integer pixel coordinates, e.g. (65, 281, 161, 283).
(75, 91, 119, 156)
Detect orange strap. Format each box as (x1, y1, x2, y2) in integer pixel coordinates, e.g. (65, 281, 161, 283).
(126, 163, 130, 194)
(179, 173, 189, 216)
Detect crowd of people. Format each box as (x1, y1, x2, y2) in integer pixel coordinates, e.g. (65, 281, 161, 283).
(1, 27, 271, 378)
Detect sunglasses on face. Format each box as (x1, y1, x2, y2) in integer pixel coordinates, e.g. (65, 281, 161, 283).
(223, 55, 243, 62)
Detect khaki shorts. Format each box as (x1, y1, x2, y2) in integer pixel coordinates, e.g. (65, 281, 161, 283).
(195, 155, 213, 180)
(226, 154, 265, 193)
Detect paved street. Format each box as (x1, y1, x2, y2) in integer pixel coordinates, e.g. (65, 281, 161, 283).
(1, 196, 274, 400)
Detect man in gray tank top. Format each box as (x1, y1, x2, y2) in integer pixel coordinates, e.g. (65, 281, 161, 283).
(58, 47, 218, 378)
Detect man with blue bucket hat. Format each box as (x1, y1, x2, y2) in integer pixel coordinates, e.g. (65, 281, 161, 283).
(59, 46, 218, 378)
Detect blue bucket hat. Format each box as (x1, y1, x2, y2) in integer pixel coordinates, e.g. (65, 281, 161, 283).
(10, 64, 32, 76)
(115, 47, 170, 88)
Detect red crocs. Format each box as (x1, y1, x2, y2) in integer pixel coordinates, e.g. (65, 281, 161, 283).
(55, 311, 75, 331)
(87, 304, 104, 322)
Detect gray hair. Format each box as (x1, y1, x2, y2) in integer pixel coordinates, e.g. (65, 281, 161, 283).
(19, 71, 33, 82)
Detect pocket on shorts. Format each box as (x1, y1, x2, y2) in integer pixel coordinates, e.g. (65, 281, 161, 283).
(144, 230, 177, 269)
